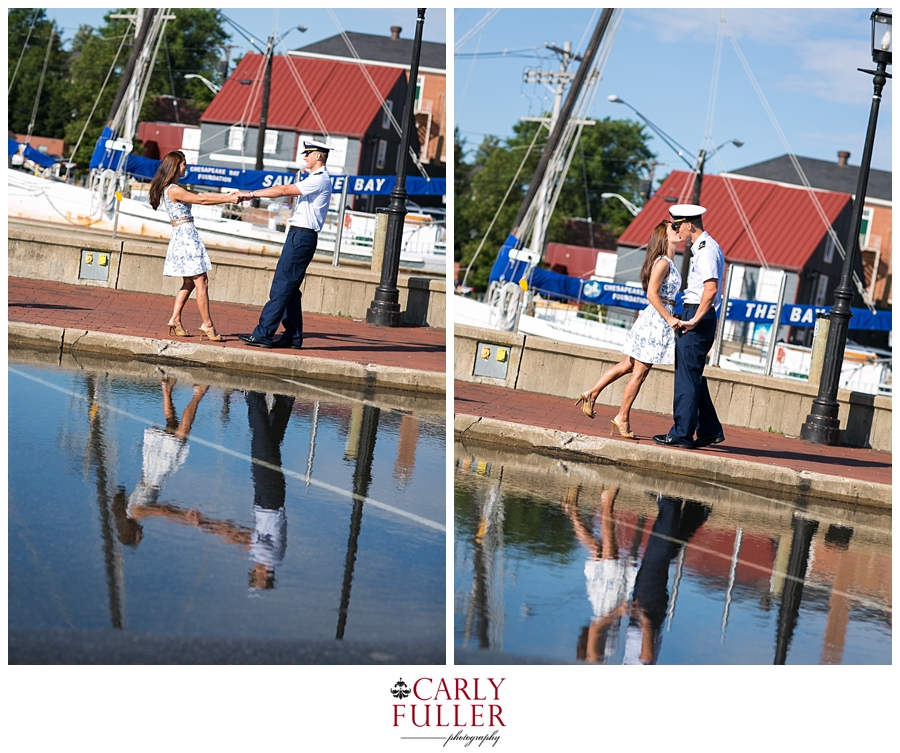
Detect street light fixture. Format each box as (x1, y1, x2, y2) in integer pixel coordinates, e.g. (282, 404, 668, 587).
(801, 8, 891, 445)
(609, 94, 743, 287)
(366, 8, 427, 327)
(184, 73, 220, 94)
(600, 192, 640, 216)
(608, 94, 694, 169)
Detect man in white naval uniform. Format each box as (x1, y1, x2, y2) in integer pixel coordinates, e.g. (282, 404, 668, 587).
(239, 140, 333, 349)
(654, 204, 725, 449)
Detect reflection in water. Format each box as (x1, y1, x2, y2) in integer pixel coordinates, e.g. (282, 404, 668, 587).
(123, 379, 207, 528)
(567, 486, 637, 664)
(85, 374, 125, 630)
(454, 449, 891, 665)
(246, 391, 293, 590)
(337, 403, 380, 639)
(774, 514, 818, 665)
(9, 354, 444, 654)
(626, 493, 709, 664)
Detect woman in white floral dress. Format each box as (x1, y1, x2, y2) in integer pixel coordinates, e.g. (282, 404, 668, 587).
(575, 221, 682, 437)
(148, 151, 240, 341)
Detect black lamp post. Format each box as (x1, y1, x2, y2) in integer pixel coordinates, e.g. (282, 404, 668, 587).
(801, 9, 891, 446)
(367, 8, 426, 327)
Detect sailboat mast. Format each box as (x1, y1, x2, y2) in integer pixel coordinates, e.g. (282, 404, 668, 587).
(106, 9, 157, 131)
(511, 8, 613, 243)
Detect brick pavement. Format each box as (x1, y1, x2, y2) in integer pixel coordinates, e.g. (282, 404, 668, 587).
(455, 380, 891, 487)
(8, 277, 445, 373)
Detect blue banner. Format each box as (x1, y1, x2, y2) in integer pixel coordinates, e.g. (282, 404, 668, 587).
(88, 131, 445, 194)
(725, 298, 891, 331)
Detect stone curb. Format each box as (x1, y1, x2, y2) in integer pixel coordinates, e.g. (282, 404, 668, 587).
(454, 413, 891, 509)
(9, 321, 446, 395)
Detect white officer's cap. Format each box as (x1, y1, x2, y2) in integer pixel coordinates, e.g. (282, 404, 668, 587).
(669, 204, 707, 222)
(301, 140, 332, 154)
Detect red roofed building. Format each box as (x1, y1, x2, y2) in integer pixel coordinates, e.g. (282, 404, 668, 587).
(198, 52, 419, 210)
(615, 170, 855, 346)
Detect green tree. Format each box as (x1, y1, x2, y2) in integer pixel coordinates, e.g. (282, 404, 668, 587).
(456, 117, 654, 292)
(7, 9, 71, 140)
(61, 8, 229, 170)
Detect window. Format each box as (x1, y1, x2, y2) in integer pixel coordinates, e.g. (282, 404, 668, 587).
(823, 233, 835, 264)
(263, 130, 279, 154)
(814, 273, 830, 306)
(227, 126, 244, 150)
(376, 139, 388, 169)
(382, 100, 393, 130)
(415, 75, 424, 109)
(859, 206, 873, 249)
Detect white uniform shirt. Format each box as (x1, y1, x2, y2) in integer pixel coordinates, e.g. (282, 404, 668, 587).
(288, 168, 332, 232)
(683, 231, 725, 311)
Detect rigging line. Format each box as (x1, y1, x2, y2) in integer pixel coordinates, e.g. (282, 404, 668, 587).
(721, 174, 769, 268)
(277, 48, 330, 137)
(703, 13, 726, 145)
(460, 122, 545, 290)
(455, 8, 501, 52)
(459, 18, 485, 116)
(580, 138, 594, 249)
(708, 146, 769, 268)
(520, 9, 622, 249)
(724, 22, 872, 308)
(66, 19, 134, 165)
(326, 9, 429, 179)
(8, 8, 42, 94)
(26, 20, 55, 143)
(163, 32, 178, 114)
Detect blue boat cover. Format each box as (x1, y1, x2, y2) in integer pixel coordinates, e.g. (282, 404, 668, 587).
(8, 137, 57, 167)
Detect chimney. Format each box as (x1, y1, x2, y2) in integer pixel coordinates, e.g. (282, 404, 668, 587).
(390, 26, 402, 40)
(837, 151, 850, 166)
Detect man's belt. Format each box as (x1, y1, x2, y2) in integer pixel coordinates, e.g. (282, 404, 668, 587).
(290, 225, 317, 235)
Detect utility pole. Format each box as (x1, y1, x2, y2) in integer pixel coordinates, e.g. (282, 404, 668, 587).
(254, 35, 274, 174)
(522, 41, 576, 254)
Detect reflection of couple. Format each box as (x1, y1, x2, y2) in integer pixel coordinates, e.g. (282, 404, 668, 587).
(568, 485, 710, 664)
(113, 380, 294, 591)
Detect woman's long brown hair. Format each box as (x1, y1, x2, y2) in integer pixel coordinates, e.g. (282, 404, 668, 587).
(148, 151, 186, 209)
(639, 221, 672, 292)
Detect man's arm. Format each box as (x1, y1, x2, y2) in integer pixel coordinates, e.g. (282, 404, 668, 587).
(240, 183, 301, 201)
(680, 279, 718, 332)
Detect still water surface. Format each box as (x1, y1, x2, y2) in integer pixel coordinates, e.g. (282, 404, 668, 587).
(8, 348, 445, 654)
(455, 443, 891, 665)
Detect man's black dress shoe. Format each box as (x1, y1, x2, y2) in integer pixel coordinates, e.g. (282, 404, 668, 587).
(273, 338, 303, 350)
(238, 334, 274, 348)
(693, 434, 725, 448)
(653, 433, 694, 449)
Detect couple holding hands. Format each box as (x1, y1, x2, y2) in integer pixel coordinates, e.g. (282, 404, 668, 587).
(148, 140, 332, 348)
(575, 203, 726, 450)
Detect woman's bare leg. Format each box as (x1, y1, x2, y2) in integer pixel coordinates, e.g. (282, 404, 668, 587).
(174, 385, 209, 439)
(193, 273, 216, 332)
(586, 357, 634, 406)
(615, 359, 652, 432)
(169, 278, 195, 327)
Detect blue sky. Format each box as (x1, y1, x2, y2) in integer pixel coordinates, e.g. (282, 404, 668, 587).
(454, 7, 893, 175)
(44, 7, 447, 55)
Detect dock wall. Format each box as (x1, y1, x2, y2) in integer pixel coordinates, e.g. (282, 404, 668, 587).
(454, 324, 891, 452)
(8, 224, 445, 328)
